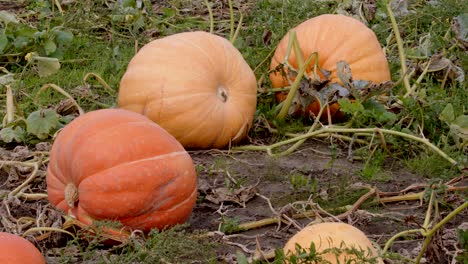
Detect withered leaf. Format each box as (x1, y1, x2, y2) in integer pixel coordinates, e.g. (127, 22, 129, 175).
(205, 185, 257, 207)
(262, 29, 272, 45)
(336, 60, 353, 89)
(452, 14, 468, 49)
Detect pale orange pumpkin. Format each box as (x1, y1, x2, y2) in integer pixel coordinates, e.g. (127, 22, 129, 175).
(284, 222, 383, 263)
(118, 31, 257, 149)
(46, 109, 198, 234)
(0, 232, 46, 264)
(270, 14, 391, 120)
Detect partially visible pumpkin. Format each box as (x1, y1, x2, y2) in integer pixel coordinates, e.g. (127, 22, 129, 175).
(118, 31, 257, 149)
(270, 14, 391, 121)
(283, 222, 383, 263)
(46, 109, 198, 233)
(0, 232, 46, 264)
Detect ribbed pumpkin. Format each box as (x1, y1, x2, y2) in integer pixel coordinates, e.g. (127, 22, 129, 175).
(270, 14, 391, 120)
(46, 109, 198, 233)
(0, 232, 46, 264)
(284, 222, 383, 263)
(118, 31, 257, 149)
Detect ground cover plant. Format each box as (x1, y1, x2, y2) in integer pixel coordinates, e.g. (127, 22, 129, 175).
(0, 0, 467, 263)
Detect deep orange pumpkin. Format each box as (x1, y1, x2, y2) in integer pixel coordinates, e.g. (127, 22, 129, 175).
(46, 109, 198, 233)
(270, 14, 391, 121)
(118, 31, 257, 149)
(0, 232, 46, 264)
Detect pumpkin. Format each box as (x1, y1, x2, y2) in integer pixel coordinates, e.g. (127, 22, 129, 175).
(0, 232, 46, 264)
(270, 14, 391, 121)
(46, 108, 198, 233)
(283, 222, 383, 263)
(118, 31, 257, 149)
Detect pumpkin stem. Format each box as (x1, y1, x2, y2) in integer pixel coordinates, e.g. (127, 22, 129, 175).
(217, 86, 228, 102)
(65, 183, 79, 208)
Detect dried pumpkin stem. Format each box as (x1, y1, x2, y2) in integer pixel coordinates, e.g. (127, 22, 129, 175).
(383, 200, 468, 261)
(235, 127, 458, 168)
(272, 101, 327, 157)
(5, 84, 14, 124)
(228, 0, 234, 40)
(17, 192, 48, 201)
(65, 183, 79, 208)
(276, 50, 318, 121)
(36, 83, 85, 115)
(231, 13, 243, 45)
(386, 1, 411, 94)
(204, 0, 214, 34)
(22, 227, 75, 239)
(404, 57, 432, 98)
(5, 160, 40, 197)
(83, 72, 114, 93)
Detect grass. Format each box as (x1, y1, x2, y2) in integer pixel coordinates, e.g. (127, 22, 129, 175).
(0, 0, 467, 263)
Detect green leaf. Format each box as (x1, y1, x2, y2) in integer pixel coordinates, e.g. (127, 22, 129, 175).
(33, 30, 47, 40)
(0, 126, 25, 143)
(26, 109, 59, 139)
(235, 251, 249, 264)
(121, 0, 137, 8)
(0, 73, 15, 86)
(0, 34, 8, 53)
(26, 52, 61, 77)
(449, 115, 468, 148)
(338, 98, 364, 115)
(439, 103, 455, 123)
(0, 11, 19, 24)
(54, 30, 73, 45)
(13, 35, 31, 49)
(363, 100, 397, 123)
(43, 38, 57, 55)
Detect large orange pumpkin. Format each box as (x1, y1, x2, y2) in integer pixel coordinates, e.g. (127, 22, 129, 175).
(0, 232, 46, 264)
(118, 31, 257, 149)
(46, 109, 198, 233)
(270, 14, 391, 121)
(284, 222, 383, 263)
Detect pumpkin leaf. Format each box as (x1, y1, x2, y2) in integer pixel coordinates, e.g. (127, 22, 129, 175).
(43, 38, 57, 55)
(452, 13, 468, 48)
(0, 10, 19, 25)
(336, 60, 353, 89)
(439, 103, 455, 124)
(0, 126, 25, 143)
(205, 185, 257, 207)
(236, 251, 249, 264)
(0, 73, 15, 86)
(26, 109, 60, 139)
(25, 52, 61, 77)
(54, 29, 74, 45)
(363, 100, 397, 124)
(449, 115, 468, 149)
(338, 98, 364, 115)
(0, 34, 8, 53)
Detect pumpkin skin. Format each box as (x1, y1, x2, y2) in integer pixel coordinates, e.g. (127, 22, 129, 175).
(270, 14, 391, 121)
(0, 232, 46, 264)
(46, 109, 198, 233)
(118, 31, 257, 149)
(284, 222, 383, 263)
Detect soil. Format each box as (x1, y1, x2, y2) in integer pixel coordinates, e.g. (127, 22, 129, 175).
(0, 140, 466, 263)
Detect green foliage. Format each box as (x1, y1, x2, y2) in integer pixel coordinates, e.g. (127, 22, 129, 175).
(219, 215, 243, 234)
(457, 228, 468, 263)
(25, 108, 59, 139)
(0, 107, 72, 145)
(58, 225, 216, 263)
(0, 10, 74, 74)
(289, 172, 317, 193)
